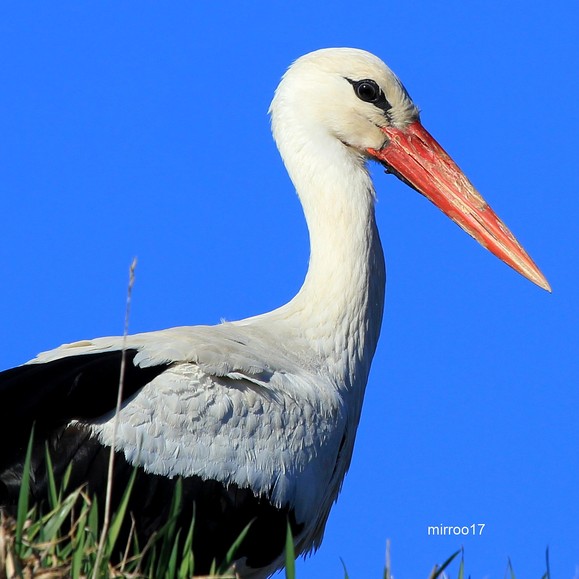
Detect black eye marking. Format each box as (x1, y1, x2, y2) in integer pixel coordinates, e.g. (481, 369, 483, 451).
(346, 78, 392, 114)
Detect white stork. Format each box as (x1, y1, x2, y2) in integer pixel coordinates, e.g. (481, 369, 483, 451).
(0, 48, 549, 578)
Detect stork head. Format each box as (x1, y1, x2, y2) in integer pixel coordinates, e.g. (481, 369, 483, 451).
(270, 48, 550, 292)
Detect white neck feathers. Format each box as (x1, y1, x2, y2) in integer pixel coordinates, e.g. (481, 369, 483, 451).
(264, 91, 386, 389)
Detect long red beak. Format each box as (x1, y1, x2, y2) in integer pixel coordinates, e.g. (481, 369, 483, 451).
(368, 120, 551, 292)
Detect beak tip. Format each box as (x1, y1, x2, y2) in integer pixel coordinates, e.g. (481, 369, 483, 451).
(539, 278, 552, 293)
(526, 268, 551, 293)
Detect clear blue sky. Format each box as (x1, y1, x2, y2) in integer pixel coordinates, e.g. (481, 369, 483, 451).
(1, 2, 577, 577)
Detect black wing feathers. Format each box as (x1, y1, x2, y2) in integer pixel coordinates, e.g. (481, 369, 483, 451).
(0, 350, 168, 470)
(0, 350, 166, 421)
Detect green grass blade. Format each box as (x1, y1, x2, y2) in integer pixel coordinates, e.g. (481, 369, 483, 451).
(383, 538, 392, 579)
(87, 494, 100, 545)
(178, 510, 196, 578)
(506, 557, 516, 579)
(457, 550, 465, 579)
(284, 521, 296, 579)
(154, 478, 183, 576)
(15, 426, 35, 545)
(209, 558, 218, 575)
(39, 488, 82, 541)
(431, 549, 461, 579)
(44, 443, 59, 509)
(71, 502, 91, 579)
(165, 531, 180, 578)
(71, 517, 86, 576)
(104, 465, 137, 559)
(542, 546, 551, 579)
(215, 519, 254, 575)
(61, 461, 73, 494)
(340, 557, 350, 579)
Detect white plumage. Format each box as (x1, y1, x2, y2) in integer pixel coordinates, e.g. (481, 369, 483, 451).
(0, 48, 548, 578)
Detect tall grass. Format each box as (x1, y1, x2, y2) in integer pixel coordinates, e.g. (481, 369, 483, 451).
(0, 454, 232, 578)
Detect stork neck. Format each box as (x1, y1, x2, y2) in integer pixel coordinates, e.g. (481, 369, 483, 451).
(275, 132, 386, 383)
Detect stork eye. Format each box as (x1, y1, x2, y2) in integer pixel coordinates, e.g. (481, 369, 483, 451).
(354, 80, 380, 102)
(346, 78, 392, 114)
